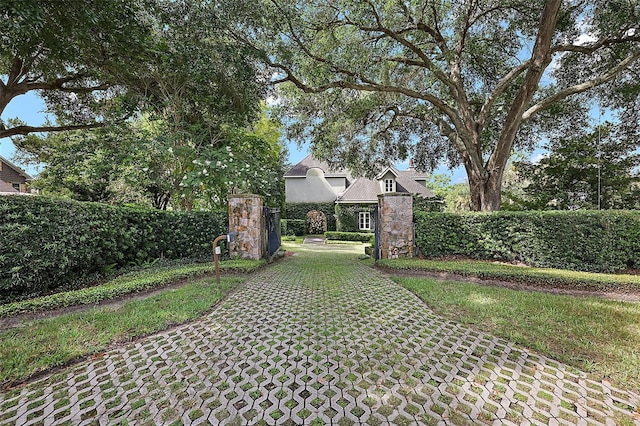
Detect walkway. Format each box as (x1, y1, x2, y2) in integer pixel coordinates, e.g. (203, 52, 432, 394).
(1, 244, 638, 425)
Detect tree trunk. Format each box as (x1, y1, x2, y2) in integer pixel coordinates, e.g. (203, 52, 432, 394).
(467, 169, 503, 212)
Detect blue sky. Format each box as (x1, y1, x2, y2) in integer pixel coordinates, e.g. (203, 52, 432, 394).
(0, 92, 49, 175)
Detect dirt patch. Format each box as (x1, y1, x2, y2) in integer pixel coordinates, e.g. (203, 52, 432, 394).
(381, 268, 640, 302)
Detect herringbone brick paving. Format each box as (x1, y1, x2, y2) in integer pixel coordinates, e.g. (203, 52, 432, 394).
(1, 244, 638, 425)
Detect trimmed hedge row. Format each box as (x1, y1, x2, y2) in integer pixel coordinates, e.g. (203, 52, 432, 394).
(325, 231, 373, 243)
(0, 196, 226, 303)
(285, 202, 336, 231)
(414, 210, 640, 272)
(281, 219, 306, 236)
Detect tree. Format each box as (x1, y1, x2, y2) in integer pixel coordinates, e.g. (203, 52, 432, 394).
(425, 173, 471, 213)
(15, 107, 287, 210)
(9, 0, 277, 210)
(0, 0, 154, 138)
(511, 124, 640, 210)
(227, 0, 640, 210)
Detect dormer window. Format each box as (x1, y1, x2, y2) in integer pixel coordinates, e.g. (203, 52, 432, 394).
(384, 178, 395, 192)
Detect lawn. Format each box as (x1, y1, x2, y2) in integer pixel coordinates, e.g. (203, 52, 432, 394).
(393, 275, 640, 392)
(0, 260, 264, 386)
(379, 258, 640, 293)
(0, 259, 264, 318)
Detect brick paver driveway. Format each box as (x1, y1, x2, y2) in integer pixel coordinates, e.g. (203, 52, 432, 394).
(1, 244, 638, 425)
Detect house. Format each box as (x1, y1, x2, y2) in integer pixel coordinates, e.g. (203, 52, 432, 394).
(0, 156, 33, 195)
(284, 155, 353, 203)
(284, 155, 435, 232)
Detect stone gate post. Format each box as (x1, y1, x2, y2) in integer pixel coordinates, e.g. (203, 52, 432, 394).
(228, 194, 265, 260)
(377, 193, 413, 259)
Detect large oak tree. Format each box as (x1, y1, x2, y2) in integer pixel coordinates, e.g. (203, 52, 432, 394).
(0, 0, 154, 138)
(229, 0, 640, 210)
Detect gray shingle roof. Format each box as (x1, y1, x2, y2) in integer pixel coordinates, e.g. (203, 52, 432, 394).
(284, 155, 352, 180)
(0, 180, 19, 193)
(337, 167, 435, 203)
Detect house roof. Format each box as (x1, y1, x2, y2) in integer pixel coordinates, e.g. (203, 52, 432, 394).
(0, 180, 19, 194)
(284, 154, 352, 180)
(337, 167, 435, 203)
(0, 155, 34, 180)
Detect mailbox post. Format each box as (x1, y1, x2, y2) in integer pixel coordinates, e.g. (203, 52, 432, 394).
(213, 231, 238, 284)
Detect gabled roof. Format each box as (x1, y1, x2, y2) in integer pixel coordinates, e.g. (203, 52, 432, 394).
(0, 155, 34, 180)
(284, 154, 352, 180)
(375, 167, 399, 180)
(337, 169, 435, 203)
(0, 180, 19, 194)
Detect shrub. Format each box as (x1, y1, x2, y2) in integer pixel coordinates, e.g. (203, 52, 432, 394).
(325, 231, 373, 243)
(0, 196, 226, 303)
(282, 219, 306, 236)
(414, 210, 640, 272)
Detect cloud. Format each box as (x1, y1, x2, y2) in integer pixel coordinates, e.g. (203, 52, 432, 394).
(574, 33, 597, 46)
(530, 152, 548, 164)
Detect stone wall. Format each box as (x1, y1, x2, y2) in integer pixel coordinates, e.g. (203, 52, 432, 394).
(229, 194, 265, 260)
(377, 193, 413, 259)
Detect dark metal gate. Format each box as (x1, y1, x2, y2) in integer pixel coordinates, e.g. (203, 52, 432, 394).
(264, 207, 281, 259)
(373, 205, 380, 261)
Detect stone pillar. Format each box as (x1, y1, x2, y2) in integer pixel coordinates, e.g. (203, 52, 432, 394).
(378, 193, 413, 259)
(228, 194, 265, 260)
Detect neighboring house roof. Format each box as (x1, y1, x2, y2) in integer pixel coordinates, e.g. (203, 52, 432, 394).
(285, 154, 352, 180)
(337, 167, 435, 203)
(0, 155, 34, 181)
(0, 180, 19, 194)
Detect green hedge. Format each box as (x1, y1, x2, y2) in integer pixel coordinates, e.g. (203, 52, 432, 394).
(325, 231, 373, 243)
(414, 210, 640, 272)
(335, 203, 373, 232)
(285, 203, 336, 231)
(281, 219, 306, 236)
(0, 196, 226, 303)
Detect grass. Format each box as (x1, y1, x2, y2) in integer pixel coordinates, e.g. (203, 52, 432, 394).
(0, 276, 242, 386)
(394, 276, 640, 392)
(0, 259, 265, 318)
(379, 258, 640, 292)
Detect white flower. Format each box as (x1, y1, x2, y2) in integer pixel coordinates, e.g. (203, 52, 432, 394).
(216, 161, 222, 167)
(205, 160, 211, 166)
(203, 168, 208, 175)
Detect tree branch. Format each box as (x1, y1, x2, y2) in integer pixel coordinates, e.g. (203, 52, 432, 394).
(0, 122, 107, 139)
(269, 57, 466, 132)
(477, 60, 531, 129)
(551, 35, 640, 55)
(522, 49, 640, 120)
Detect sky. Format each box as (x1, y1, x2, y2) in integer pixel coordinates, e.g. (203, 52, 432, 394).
(0, 92, 49, 175)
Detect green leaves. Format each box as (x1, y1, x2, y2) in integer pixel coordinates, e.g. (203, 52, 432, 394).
(414, 210, 640, 273)
(0, 196, 227, 303)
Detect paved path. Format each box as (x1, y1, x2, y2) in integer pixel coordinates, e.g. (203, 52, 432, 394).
(1, 244, 638, 425)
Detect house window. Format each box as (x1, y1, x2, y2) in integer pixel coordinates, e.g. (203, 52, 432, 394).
(384, 178, 395, 192)
(358, 211, 371, 231)
(12, 183, 20, 191)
